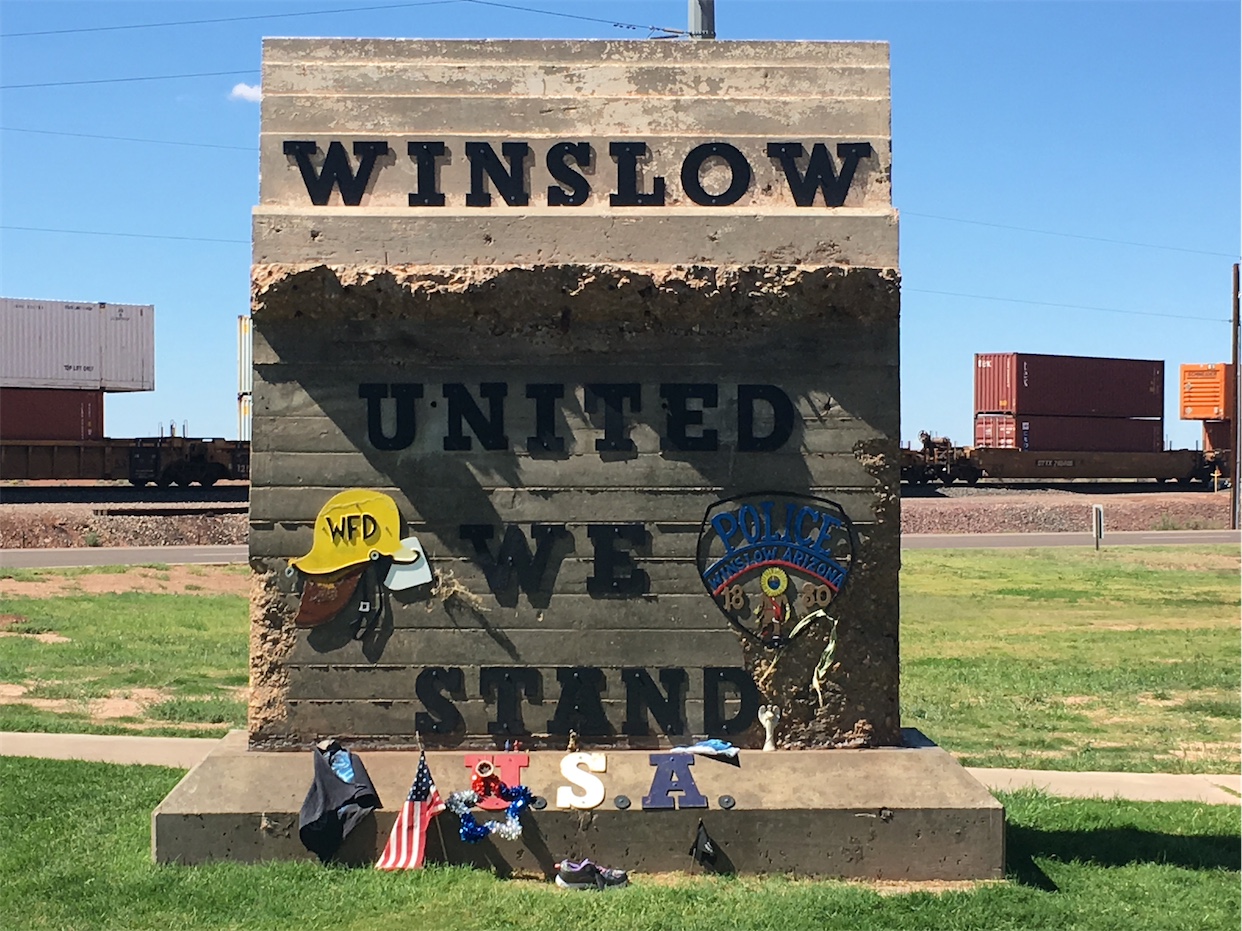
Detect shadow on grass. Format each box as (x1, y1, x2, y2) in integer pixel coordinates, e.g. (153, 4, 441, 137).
(1008, 824, 1241, 891)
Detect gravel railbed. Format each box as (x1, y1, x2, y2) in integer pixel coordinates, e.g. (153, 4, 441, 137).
(0, 488, 1231, 549)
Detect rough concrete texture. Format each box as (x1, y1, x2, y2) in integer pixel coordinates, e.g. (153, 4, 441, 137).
(154, 729, 1003, 880)
(249, 263, 900, 750)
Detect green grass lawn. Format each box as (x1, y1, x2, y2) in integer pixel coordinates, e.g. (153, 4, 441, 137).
(0, 757, 1237, 931)
(0, 581, 247, 736)
(0, 546, 1238, 772)
(901, 546, 1240, 773)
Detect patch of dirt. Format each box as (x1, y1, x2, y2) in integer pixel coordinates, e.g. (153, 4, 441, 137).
(0, 683, 170, 719)
(1137, 693, 1183, 708)
(1061, 696, 1095, 706)
(0, 564, 249, 598)
(0, 613, 71, 643)
(1163, 742, 1240, 762)
(0, 630, 71, 644)
(626, 873, 994, 895)
(850, 879, 1001, 897)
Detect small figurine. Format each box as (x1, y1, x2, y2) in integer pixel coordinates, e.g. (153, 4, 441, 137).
(757, 705, 781, 751)
(566, 729, 579, 752)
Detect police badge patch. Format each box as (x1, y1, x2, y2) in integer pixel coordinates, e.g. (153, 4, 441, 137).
(696, 493, 855, 648)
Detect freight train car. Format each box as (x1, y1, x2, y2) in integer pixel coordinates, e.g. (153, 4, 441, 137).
(902, 352, 1235, 485)
(0, 436, 250, 486)
(900, 437, 1227, 485)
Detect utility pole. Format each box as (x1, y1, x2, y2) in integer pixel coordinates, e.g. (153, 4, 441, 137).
(689, 0, 716, 39)
(1232, 263, 1239, 530)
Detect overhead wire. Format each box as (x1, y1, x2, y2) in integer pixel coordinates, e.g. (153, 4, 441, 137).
(0, 0, 687, 39)
(0, 224, 1222, 322)
(459, 0, 687, 35)
(0, 70, 257, 90)
(0, 4, 1227, 318)
(905, 288, 1228, 324)
(2, 123, 1229, 266)
(0, 1, 462, 38)
(1, 225, 248, 245)
(904, 211, 1240, 260)
(0, 127, 253, 151)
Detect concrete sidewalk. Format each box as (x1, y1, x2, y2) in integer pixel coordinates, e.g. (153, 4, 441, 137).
(2, 731, 1239, 805)
(966, 766, 1241, 806)
(0, 731, 217, 769)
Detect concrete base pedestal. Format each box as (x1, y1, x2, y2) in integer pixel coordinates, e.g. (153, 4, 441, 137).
(152, 729, 1003, 880)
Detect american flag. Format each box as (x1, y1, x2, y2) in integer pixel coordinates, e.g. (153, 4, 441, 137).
(376, 751, 445, 870)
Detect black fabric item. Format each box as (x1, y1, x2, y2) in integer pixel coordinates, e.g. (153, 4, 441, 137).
(689, 818, 717, 866)
(298, 744, 382, 863)
(349, 562, 386, 641)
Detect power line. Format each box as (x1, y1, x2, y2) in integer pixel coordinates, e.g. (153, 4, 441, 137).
(0, 1, 461, 38)
(1, 127, 253, 151)
(0, 0, 686, 39)
(907, 287, 1228, 323)
(0, 69, 257, 91)
(460, 0, 687, 36)
(1, 225, 248, 245)
(904, 211, 1240, 260)
(1, 228, 1226, 321)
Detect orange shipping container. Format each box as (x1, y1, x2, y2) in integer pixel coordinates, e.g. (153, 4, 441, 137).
(1179, 363, 1235, 420)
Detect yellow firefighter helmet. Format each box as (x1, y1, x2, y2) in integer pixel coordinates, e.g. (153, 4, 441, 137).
(291, 489, 420, 576)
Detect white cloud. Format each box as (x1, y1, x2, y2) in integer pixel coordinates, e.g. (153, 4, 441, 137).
(229, 83, 262, 103)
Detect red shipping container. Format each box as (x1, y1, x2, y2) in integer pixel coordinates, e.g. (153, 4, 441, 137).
(975, 353, 1164, 418)
(974, 413, 1163, 453)
(0, 387, 103, 440)
(1202, 420, 1232, 453)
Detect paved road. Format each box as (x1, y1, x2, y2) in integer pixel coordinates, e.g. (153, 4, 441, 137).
(0, 544, 249, 568)
(2, 530, 1237, 568)
(903, 529, 1241, 549)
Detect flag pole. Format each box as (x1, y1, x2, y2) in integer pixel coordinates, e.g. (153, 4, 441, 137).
(419, 730, 450, 865)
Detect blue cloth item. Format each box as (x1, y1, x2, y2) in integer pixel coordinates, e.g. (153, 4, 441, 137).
(668, 739, 740, 761)
(328, 748, 356, 783)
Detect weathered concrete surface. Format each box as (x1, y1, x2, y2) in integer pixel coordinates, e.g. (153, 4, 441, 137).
(249, 39, 900, 751)
(153, 729, 1004, 879)
(248, 262, 901, 749)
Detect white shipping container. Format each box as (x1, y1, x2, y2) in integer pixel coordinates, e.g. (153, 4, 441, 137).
(1, 298, 155, 391)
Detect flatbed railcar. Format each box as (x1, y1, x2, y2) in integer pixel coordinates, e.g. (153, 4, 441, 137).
(0, 437, 250, 487)
(900, 440, 1228, 485)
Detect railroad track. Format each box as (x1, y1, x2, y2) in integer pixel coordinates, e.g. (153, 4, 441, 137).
(1, 481, 1221, 510)
(901, 480, 1226, 498)
(0, 484, 249, 506)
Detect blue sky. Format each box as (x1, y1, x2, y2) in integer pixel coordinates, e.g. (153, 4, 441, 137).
(1, 0, 1238, 449)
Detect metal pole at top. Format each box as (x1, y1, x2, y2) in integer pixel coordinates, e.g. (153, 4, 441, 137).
(689, 0, 716, 38)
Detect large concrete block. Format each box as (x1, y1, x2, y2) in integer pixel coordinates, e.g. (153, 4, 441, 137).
(248, 39, 900, 752)
(153, 730, 1004, 880)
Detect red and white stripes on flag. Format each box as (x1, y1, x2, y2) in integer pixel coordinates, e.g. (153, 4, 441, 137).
(376, 751, 445, 870)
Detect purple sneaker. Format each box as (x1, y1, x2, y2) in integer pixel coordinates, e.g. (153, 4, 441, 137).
(555, 858, 629, 890)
